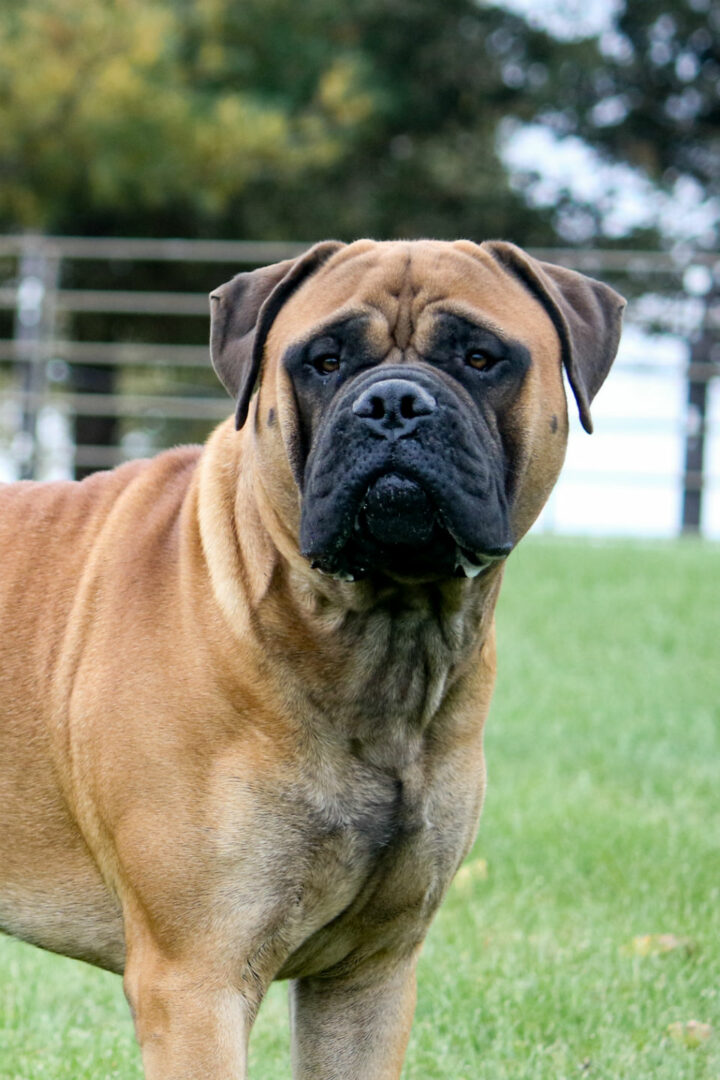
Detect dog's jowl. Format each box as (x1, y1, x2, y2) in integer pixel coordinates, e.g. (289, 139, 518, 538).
(0, 240, 624, 1079)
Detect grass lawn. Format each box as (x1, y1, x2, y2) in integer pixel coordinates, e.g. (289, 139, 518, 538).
(1, 537, 718, 1078)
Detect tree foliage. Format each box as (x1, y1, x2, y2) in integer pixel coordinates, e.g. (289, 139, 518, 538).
(0, 0, 717, 246)
(577, 1, 719, 200)
(0, 0, 349, 231)
(522, 0, 720, 246)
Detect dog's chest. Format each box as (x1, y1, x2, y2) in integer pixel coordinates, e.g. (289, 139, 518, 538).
(273, 748, 462, 981)
(240, 594, 484, 979)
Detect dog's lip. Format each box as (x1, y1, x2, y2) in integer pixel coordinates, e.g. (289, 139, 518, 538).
(310, 542, 500, 584)
(452, 546, 504, 578)
(357, 472, 436, 546)
(306, 472, 507, 582)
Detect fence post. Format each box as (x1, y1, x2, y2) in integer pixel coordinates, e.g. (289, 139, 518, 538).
(13, 237, 59, 480)
(71, 360, 119, 480)
(681, 277, 719, 534)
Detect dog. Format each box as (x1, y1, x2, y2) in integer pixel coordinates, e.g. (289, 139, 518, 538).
(0, 239, 624, 1079)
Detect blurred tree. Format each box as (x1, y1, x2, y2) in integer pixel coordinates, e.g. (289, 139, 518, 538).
(0, 0, 717, 246)
(572, 0, 719, 227)
(192, 0, 575, 244)
(0, 0, 347, 233)
(503, 0, 720, 247)
(0, 0, 576, 244)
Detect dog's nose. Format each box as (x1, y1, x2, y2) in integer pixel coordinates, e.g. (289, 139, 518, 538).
(352, 379, 437, 439)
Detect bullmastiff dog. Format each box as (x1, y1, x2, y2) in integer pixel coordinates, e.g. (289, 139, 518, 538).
(0, 239, 624, 1079)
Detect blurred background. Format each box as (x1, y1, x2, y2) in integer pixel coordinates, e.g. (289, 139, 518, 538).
(0, 0, 718, 537)
(1, 7, 719, 1078)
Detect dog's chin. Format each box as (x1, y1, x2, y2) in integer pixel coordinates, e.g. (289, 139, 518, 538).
(307, 473, 501, 584)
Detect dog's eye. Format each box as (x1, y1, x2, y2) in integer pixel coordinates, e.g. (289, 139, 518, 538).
(314, 354, 341, 375)
(466, 350, 496, 371)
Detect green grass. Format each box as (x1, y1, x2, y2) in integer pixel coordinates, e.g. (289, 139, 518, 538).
(1, 537, 718, 1078)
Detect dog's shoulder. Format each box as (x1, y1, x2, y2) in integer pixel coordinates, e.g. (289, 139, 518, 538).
(0, 446, 201, 545)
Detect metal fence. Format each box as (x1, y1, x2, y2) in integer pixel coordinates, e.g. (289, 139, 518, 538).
(0, 235, 718, 537)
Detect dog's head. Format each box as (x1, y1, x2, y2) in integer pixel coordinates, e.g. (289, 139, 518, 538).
(210, 240, 624, 583)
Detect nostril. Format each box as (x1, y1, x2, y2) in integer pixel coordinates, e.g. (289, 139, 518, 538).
(352, 379, 437, 427)
(400, 395, 416, 419)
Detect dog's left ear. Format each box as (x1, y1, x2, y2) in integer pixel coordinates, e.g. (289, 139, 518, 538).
(210, 241, 344, 429)
(484, 241, 626, 433)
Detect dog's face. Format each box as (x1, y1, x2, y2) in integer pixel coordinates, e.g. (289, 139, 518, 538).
(210, 240, 624, 583)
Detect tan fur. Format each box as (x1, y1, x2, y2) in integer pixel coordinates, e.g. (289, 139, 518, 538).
(0, 240, 621, 1079)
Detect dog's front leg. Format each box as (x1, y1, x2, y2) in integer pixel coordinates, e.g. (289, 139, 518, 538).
(124, 943, 263, 1080)
(289, 949, 420, 1080)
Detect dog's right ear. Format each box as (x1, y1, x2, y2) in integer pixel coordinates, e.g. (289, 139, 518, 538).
(210, 241, 344, 429)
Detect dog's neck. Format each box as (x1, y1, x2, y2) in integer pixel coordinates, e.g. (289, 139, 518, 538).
(283, 564, 501, 742)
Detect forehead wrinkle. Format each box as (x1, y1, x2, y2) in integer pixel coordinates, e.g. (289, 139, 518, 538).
(295, 309, 368, 343)
(417, 302, 512, 345)
(272, 305, 389, 357)
(388, 253, 415, 350)
(338, 250, 416, 349)
(275, 240, 535, 355)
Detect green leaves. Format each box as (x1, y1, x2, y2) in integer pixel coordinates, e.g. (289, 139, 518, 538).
(2, 0, 716, 245)
(0, 0, 354, 230)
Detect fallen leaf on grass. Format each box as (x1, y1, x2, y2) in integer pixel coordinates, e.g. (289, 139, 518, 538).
(622, 933, 694, 957)
(667, 1020, 712, 1048)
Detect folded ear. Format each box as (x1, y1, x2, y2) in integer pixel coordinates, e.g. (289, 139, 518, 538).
(483, 241, 626, 433)
(210, 240, 344, 429)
